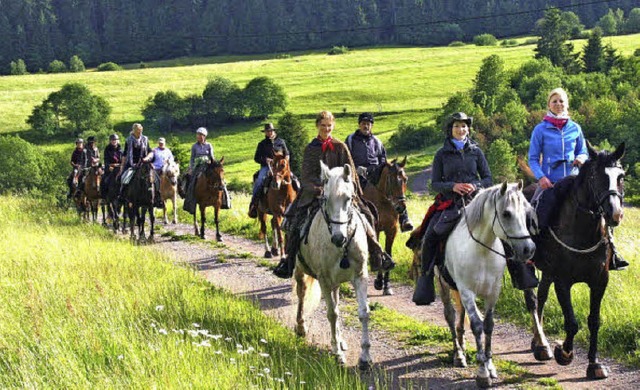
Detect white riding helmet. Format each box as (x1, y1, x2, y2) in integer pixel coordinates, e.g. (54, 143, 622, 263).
(196, 127, 208, 137)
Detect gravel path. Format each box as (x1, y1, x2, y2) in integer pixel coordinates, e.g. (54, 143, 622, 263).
(153, 221, 638, 389)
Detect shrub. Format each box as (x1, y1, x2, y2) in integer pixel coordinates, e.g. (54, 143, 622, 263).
(0, 136, 50, 194)
(486, 139, 517, 182)
(500, 39, 518, 47)
(448, 41, 465, 47)
(69, 55, 85, 72)
(328, 46, 349, 55)
(523, 38, 538, 45)
(276, 112, 309, 176)
(9, 59, 28, 75)
(472, 34, 498, 46)
(202, 76, 243, 123)
(141, 90, 189, 132)
(242, 76, 287, 119)
(97, 62, 122, 71)
(48, 60, 67, 73)
(388, 122, 441, 152)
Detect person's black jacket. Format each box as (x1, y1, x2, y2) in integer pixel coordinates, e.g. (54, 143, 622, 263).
(254, 137, 289, 167)
(430, 137, 492, 202)
(346, 130, 386, 169)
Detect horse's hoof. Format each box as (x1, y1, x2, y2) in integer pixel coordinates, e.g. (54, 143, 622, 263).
(476, 376, 492, 389)
(264, 251, 273, 259)
(271, 247, 279, 257)
(216, 234, 223, 242)
(295, 324, 306, 338)
(383, 287, 394, 296)
(374, 278, 383, 291)
(533, 344, 553, 361)
(335, 353, 347, 366)
(554, 345, 574, 366)
(453, 356, 467, 368)
(587, 363, 609, 380)
(358, 358, 371, 371)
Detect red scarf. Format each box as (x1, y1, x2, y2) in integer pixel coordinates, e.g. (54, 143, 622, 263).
(415, 193, 453, 236)
(543, 115, 568, 129)
(319, 136, 334, 152)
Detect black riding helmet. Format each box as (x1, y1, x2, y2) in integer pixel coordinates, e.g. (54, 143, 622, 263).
(87, 136, 96, 144)
(444, 112, 473, 137)
(109, 133, 119, 141)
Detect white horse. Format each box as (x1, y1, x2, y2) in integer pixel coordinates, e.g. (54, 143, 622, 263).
(294, 162, 372, 369)
(436, 182, 536, 388)
(160, 159, 180, 224)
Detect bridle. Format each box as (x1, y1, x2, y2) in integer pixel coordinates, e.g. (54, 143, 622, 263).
(377, 165, 407, 212)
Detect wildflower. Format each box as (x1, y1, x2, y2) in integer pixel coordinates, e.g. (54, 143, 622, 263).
(214, 350, 222, 355)
(249, 366, 256, 371)
(158, 329, 168, 335)
(230, 358, 236, 364)
(285, 372, 292, 376)
(208, 334, 223, 340)
(247, 346, 255, 352)
(260, 338, 268, 344)
(236, 343, 243, 349)
(117, 355, 124, 360)
(150, 323, 157, 328)
(256, 373, 265, 378)
(192, 323, 201, 328)
(275, 378, 285, 383)
(300, 381, 306, 384)
(259, 353, 270, 358)
(200, 340, 211, 347)
(263, 368, 270, 374)
(155, 305, 164, 311)
(225, 337, 233, 342)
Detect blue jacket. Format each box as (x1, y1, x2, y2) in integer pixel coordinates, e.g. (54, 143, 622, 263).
(528, 119, 588, 183)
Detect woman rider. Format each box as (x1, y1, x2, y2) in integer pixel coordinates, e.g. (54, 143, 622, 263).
(182, 127, 231, 214)
(529, 87, 628, 270)
(102, 133, 122, 199)
(273, 110, 395, 278)
(119, 123, 162, 206)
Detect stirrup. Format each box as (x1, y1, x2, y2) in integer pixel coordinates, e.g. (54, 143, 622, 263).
(273, 258, 293, 279)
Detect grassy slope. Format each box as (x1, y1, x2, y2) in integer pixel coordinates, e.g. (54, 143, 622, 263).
(0, 196, 369, 388)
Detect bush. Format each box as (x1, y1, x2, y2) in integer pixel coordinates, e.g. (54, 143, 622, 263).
(142, 90, 189, 132)
(486, 139, 517, 182)
(9, 59, 28, 75)
(69, 55, 85, 72)
(448, 41, 465, 47)
(388, 122, 441, 152)
(523, 38, 538, 45)
(97, 62, 122, 71)
(276, 112, 309, 176)
(500, 39, 518, 47)
(328, 46, 349, 55)
(0, 136, 51, 194)
(202, 76, 243, 123)
(48, 60, 67, 73)
(242, 76, 287, 119)
(472, 34, 498, 46)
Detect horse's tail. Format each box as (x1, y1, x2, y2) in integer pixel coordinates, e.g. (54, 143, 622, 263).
(517, 156, 536, 180)
(298, 274, 321, 316)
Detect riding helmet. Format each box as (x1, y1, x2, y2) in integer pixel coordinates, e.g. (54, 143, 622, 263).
(87, 136, 96, 143)
(75, 138, 84, 144)
(358, 112, 374, 124)
(109, 133, 119, 141)
(196, 127, 208, 136)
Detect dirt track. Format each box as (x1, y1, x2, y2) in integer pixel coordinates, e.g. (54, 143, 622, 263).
(152, 220, 638, 389)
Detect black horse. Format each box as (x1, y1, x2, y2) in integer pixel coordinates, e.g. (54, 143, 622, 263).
(125, 162, 158, 243)
(526, 142, 625, 380)
(102, 166, 127, 233)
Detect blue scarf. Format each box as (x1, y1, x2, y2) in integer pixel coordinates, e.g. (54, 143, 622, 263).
(451, 138, 466, 151)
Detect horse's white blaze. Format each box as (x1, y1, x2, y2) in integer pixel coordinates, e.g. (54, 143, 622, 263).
(605, 167, 624, 221)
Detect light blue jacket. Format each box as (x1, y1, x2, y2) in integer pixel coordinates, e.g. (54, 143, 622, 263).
(528, 119, 588, 183)
(152, 147, 174, 170)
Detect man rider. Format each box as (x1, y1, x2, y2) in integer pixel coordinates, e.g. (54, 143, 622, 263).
(67, 138, 88, 198)
(248, 123, 290, 218)
(346, 112, 413, 232)
(152, 137, 175, 176)
(102, 134, 122, 198)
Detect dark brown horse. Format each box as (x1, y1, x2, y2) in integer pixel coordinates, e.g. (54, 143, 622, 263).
(194, 158, 225, 241)
(256, 154, 297, 259)
(526, 142, 625, 380)
(126, 161, 157, 243)
(362, 157, 408, 295)
(82, 165, 105, 224)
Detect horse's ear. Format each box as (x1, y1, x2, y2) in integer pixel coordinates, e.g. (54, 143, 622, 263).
(343, 164, 352, 182)
(320, 161, 331, 182)
(390, 158, 397, 165)
(517, 179, 523, 191)
(586, 140, 598, 161)
(398, 156, 407, 168)
(500, 181, 508, 195)
(219, 156, 225, 165)
(612, 142, 625, 161)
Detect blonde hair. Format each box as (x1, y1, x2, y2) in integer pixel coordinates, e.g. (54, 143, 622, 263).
(547, 88, 569, 109)
(132, 123, 143, 132)
(316, 110, 335, 125)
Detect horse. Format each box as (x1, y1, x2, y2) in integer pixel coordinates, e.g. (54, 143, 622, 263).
(193, 158, 225, 241)
(82, 165, 105, 224)
(361, 157, 408, 295)
(102, 164, 128, 233)
(256, 154, 297, 259)
(435, 182, 535, 388)
(125, 161, 157, 243)
(526, 142, 625, 380)
(160, 159, 180, 224)
(295, 162, 372, 369)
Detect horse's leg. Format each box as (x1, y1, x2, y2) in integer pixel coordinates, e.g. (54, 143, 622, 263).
(353, 275, 372, 370)
(294, 269, 308, 337)
(129, 204, 136, 241)
(162, 202, 168, 224)
(586, 283, 609, 379)
(199, 205, 206, 239)
(214, 206, 222, 242)
(101, 201, 107, 227)
(439, 276, 466, 367)
(172, 195, 177, 224)
(274, 215, 284, 259)
(193, 205, 199, 236)
(259, 212, 271, 258)
(483, 298, 498, 380)
(139, 207, 146, 243)
(270, 216, 280, 257)
(383, 226, 397, 295)
(149, 206, 155, 243)
(528, 273, 552, 361)
(553, 279, 578, 366)
(459, 288, 491, 388)
(452, 289, 468, 367)
(322, 283, 346, 365)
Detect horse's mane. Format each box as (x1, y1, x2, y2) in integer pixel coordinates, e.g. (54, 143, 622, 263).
(464, 185, 504, 231)
(575, 149, 619, 189)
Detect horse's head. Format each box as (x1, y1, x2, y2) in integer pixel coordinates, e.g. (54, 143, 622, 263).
(380, 157, 408, 213)
(204, 157, 225, 188)
(269, 154, 291, 190)
(578, 142, 625, 226)
(320, 161, 356, 248)
(162, 160, 180, 186)
(86, 165, 103, 191)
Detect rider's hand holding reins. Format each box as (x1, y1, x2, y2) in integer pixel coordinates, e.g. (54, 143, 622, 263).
(538, 176, 553, 189)
(453, 183, 475, 196)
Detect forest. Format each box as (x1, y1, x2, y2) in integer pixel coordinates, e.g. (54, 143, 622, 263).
(1, 0, 637, 73)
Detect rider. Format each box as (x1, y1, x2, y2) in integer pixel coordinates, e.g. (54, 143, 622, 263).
(529, 87, 628, 271)
(410, 112, 493, 305)
(67, 138, 88, 198)
(346, 112, 413, 232)
(86, 136, 101, 167)
(182, 127, 231, 214)
(248, 123, 290, 218)
(119, 123, 162, 206)
(152, 137, 175, 176)
(273, 110, 396, 279)
(102, 133, 123, 198)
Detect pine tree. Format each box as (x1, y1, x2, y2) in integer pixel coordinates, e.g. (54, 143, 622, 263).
(472, 55, 507, 116)
(582, 27, 604, 73)
(535, 8, 578, 72)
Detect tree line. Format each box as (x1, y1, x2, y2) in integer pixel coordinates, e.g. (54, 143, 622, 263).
(1, 0, 638, 74)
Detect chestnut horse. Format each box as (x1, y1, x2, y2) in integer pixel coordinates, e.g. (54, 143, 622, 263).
(361, 157, 408, 295)
(193, 158, 225, 241)
(160, 159, 180, 224)
(257, 154, 296, 259)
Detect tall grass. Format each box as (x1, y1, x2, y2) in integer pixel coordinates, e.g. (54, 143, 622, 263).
(0, 196, 371, 388)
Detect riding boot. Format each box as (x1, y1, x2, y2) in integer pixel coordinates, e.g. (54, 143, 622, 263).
(399, 210, 414, 232)
(367, 236, 395, 272)
(502, 240, 539, 289)
(274, 231, 300, 279)
(248, 196, 258, 219)
(412, 237, 437, 306)
(609, 243, 629, 271)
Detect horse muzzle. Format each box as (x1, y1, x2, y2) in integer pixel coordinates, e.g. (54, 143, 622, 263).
(512, 240, 536, 262)
(331, 232, 346, 247)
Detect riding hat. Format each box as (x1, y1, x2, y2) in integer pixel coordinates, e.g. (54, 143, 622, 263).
(358, 112, 374, 124)
(158, 137, 166, 144)
(262, 123, 276, 132)
(109, 133, 119, 141)
(75, 138, 84, 144)
(196, 127, 208, 136)
(446, 112, 473, 130)
(87, 136, 96, 143)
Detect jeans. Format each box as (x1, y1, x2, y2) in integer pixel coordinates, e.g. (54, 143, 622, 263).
(252, 166, 269, 197)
